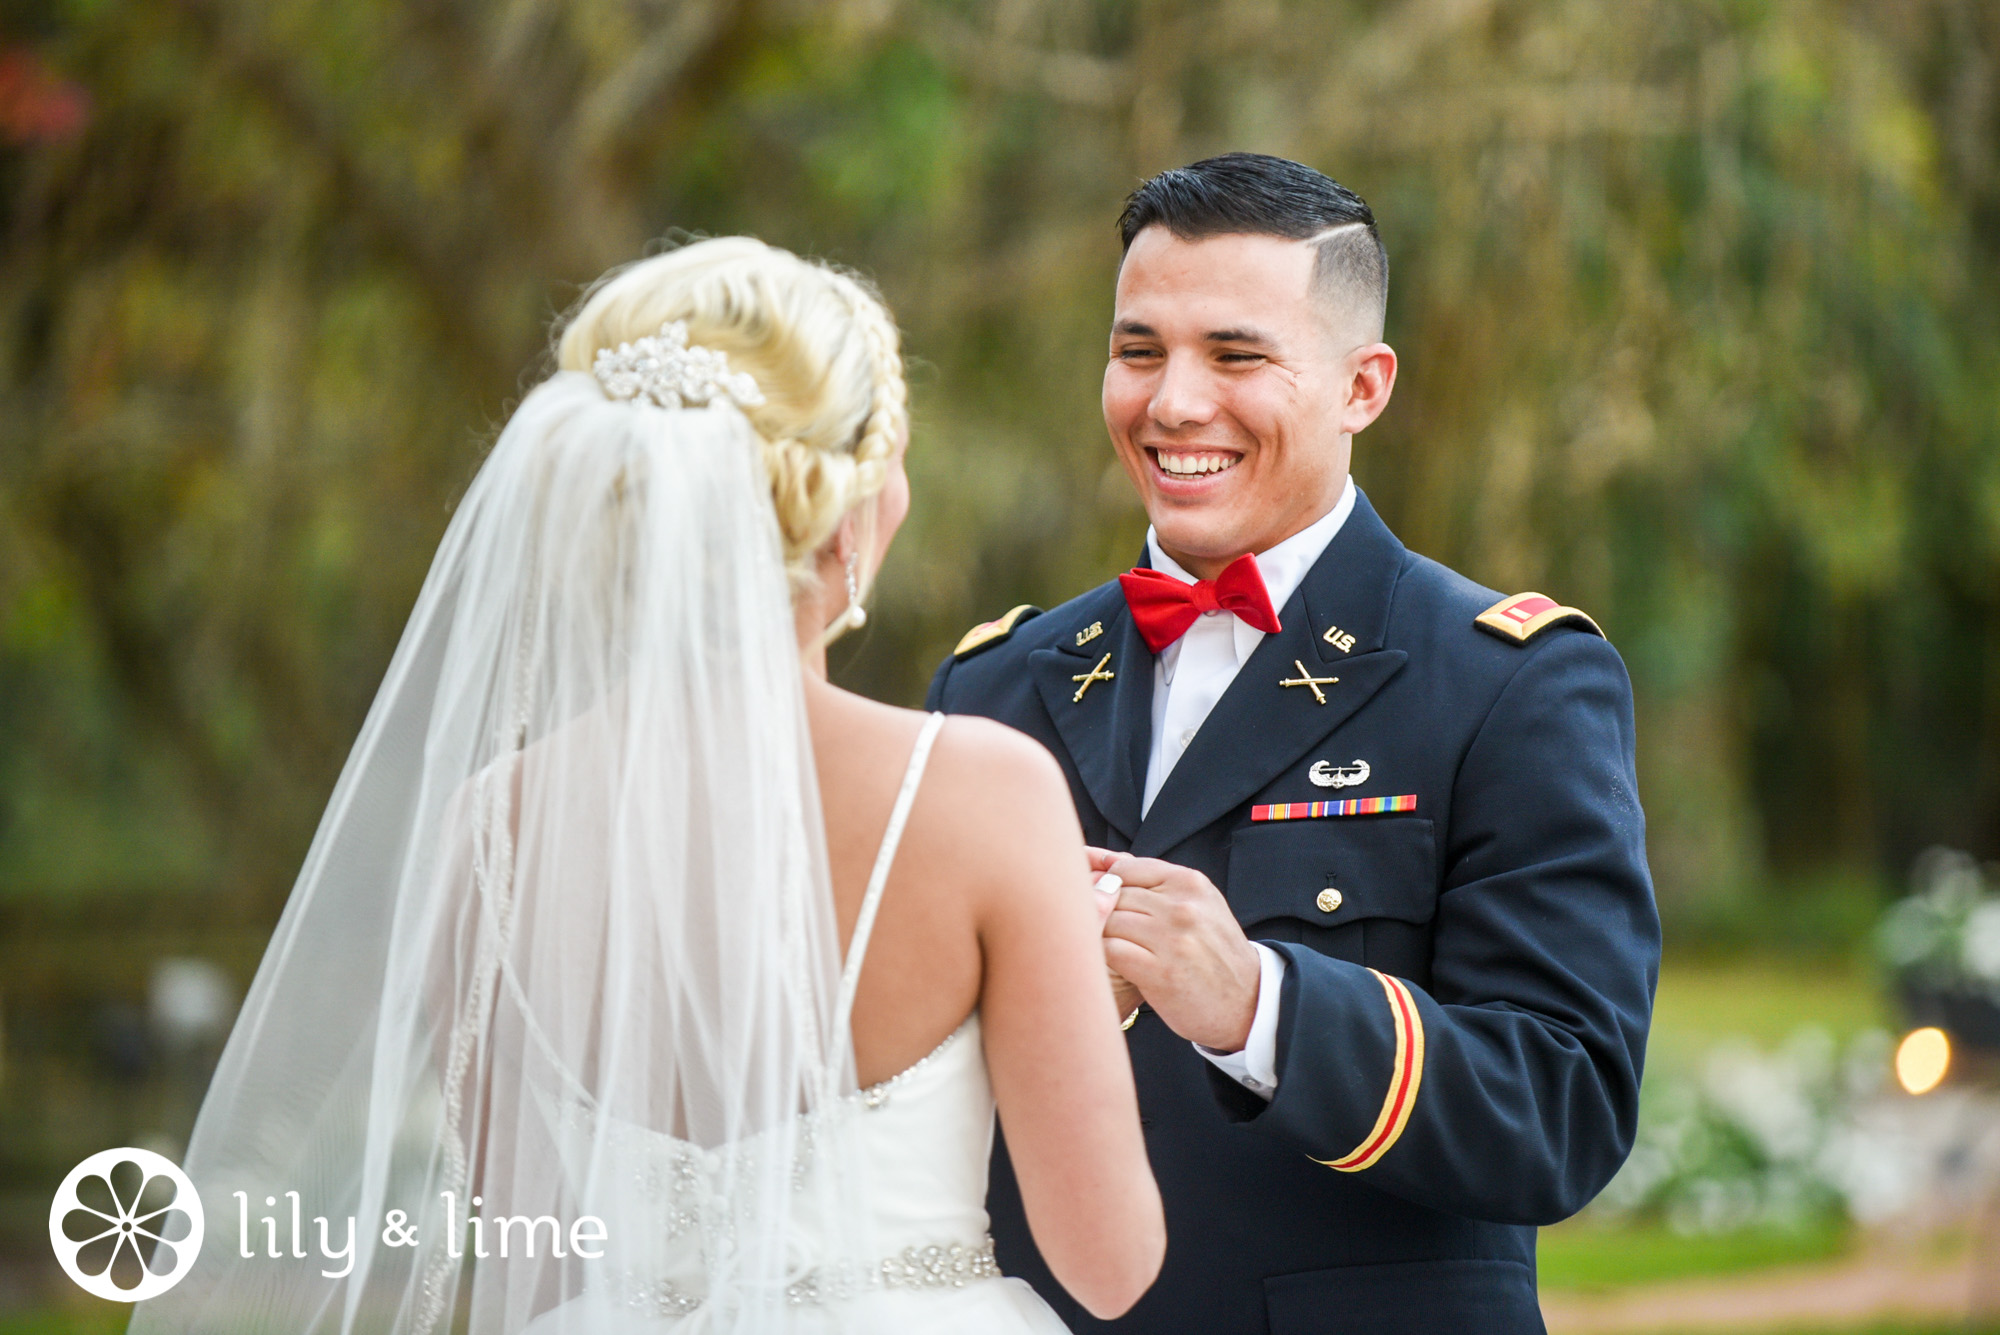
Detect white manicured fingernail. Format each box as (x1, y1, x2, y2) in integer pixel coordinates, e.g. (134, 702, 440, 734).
(1094, 873, 1123, 896)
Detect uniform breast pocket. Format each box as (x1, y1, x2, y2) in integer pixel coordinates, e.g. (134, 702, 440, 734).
(1224, 816, 1437, 935)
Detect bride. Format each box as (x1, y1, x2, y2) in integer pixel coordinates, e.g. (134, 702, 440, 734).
(129, 238, 1163, 1333)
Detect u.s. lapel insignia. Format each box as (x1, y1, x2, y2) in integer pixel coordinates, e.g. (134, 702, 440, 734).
(1309, 759, 1370, 789)
(1076, 621, 1104, 647)
(1279, 659, 1339, 705)
(1322, 624, 1357, 654)
(1071, 652, 1115, 703)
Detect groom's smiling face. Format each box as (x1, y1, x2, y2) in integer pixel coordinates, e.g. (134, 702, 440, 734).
(1105, 227, 1392, 580)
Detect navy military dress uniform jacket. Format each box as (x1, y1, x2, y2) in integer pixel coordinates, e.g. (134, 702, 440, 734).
(925, 490, 1659, 1335)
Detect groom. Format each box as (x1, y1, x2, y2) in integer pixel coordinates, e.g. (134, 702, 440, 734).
(928, 154, 1658, 1334)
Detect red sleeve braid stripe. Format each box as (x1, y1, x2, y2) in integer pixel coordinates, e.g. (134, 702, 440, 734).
(1315, 969, 1425, 1172)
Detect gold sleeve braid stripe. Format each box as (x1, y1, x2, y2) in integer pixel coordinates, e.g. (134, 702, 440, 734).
(1315, 969, 1425, 1172)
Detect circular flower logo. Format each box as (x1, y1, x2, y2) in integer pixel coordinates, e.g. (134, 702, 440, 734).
(49, 1148, 203, 1301)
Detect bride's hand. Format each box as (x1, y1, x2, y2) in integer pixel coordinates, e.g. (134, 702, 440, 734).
(1089, 850, 1145, 1017)
(1091, 870, 1122, 930)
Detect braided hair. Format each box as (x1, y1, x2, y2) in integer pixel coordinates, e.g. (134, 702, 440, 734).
(556, 238, 908, 605)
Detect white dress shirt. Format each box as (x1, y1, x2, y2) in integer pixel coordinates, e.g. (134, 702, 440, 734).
(1139, 478, 1355, 1099)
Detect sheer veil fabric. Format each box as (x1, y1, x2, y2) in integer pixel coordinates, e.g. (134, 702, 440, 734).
(130, 372, 869, 1333)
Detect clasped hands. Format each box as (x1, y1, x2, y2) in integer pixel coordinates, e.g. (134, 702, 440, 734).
(1088, 848, 1261, 1054)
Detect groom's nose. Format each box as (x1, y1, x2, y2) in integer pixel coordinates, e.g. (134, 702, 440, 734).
(1149, 353, 1219, 430)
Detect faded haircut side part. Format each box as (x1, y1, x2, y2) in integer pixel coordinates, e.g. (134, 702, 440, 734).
(1307, 222, 1388, 344)
(1116, 152, 1389, 346)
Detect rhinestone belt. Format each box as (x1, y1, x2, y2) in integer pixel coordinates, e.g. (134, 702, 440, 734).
(611, 1235, 1002, 1317)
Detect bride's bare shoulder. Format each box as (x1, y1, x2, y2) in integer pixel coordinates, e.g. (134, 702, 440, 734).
(929, 712, 1065, 785)
(827, 690, 1060, 791)
(920, 714, 1079, 857)
(812, 688, 1078, 867)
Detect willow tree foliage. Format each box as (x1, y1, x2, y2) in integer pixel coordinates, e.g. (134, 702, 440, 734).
(3, 0, 1998, 936)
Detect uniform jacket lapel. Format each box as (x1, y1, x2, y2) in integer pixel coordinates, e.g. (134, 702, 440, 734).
(1132, 491, 1410, 860)
(1029, 586, 1152, 843)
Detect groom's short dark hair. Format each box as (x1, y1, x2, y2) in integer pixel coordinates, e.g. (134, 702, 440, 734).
(1118, 153, 1388, 339)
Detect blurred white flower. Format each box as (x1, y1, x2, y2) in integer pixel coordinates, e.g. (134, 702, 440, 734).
(1841, 1030, 1893, 1100)
(1877, 896, 1947, 969)
(1911, 846, 1985, 910)
(1818, 1116, 1919, 1223)
(1961, 901, 2000, 982)
(1669, 1177, 1758, 1235)
(1879, 847, 2000, 985)
(1702, 1034, 1824, 1162)
(1592, 1026, 1928, 1234)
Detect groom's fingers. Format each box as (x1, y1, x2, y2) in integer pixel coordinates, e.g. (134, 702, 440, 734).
(1097, 855, 1177, 889)
(1102, 890, 1175, 948)
(1103, 935, 1161, 985)
(1084, 846, 1123, 874)
(1102, 874, 1208, 964)
(1096, 859, 1260, 1050)
(1104, 878, 1187, 923)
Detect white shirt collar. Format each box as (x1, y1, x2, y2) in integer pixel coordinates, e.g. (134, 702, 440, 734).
(1144, 478, 1356, 675)
(1145, 475, 1355, 610)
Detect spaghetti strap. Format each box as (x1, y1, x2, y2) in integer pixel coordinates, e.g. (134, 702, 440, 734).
(833, 712, 947, 1043)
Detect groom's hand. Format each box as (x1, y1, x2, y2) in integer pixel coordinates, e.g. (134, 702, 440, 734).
(1091, 851, 1261, 1053)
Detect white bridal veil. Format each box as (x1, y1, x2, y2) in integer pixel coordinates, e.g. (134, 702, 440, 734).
(130, 368, 866, 1333)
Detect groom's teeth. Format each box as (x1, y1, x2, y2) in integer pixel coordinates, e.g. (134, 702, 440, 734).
(1157, 452, 1238, 476)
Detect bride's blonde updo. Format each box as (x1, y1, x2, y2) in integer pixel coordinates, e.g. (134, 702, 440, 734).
(557, 237, 908, 599)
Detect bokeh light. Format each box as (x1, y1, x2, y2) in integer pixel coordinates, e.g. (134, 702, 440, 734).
(1893, 1027, 1951, 1096)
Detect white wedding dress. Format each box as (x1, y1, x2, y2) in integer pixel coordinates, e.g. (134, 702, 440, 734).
(523, 714, 1071, 1333)
(129, 378, 1073, 1335)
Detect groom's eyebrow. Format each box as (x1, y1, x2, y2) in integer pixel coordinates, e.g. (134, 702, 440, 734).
(1110, 319, 1277, 345)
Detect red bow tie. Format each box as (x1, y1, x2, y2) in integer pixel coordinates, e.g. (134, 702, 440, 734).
(1119, 554, 1283, 653)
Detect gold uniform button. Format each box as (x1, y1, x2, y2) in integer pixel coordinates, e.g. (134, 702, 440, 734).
(1316, 888, 1344, 914)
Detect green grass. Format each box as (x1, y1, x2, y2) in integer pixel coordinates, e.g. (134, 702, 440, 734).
(1717, 1329, 2000, 1335)
(1538, 1215, 1852, 1292)
(0, 1308, 128, 1335)
(1537, 955, 1897, 1295)
(1612, 1328, 2000, 1335)
(1646, 954, 1893, 1068)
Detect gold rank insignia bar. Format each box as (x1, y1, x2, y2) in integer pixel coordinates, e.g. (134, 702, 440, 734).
(952, 604, 1042, 658)
(1473, 592, 1604, 644)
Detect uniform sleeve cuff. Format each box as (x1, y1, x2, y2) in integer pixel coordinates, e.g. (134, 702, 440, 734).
(1193, 942, 1287, 1098)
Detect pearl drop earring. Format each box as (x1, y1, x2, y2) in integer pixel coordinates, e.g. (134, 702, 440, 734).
(842, 552, 867, 631)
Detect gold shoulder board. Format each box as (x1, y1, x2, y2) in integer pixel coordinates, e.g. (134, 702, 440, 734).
(953, 604, 1043, 658)
(1474, 592, 1604, 644)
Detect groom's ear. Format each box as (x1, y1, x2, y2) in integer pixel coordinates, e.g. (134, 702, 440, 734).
(1339, 343, 1397, 437)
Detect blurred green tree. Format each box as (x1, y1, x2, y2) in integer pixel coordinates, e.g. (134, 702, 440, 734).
(3, 0, 1999, 949)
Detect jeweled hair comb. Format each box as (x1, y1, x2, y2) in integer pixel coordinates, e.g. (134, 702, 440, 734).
(592, 321, 765, 412)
